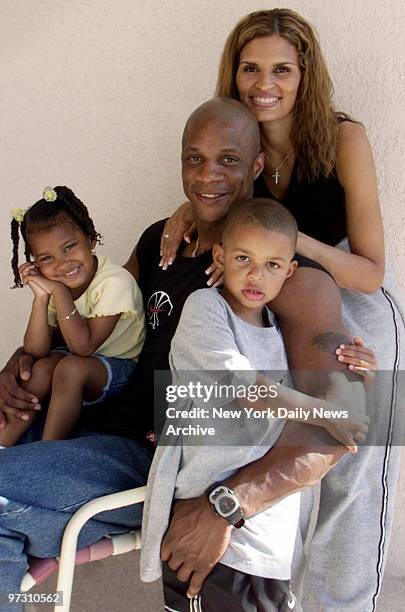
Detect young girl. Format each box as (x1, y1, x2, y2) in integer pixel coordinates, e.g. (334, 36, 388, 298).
(4, 185, 145, 444)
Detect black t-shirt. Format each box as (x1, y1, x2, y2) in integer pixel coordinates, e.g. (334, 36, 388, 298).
(80, 219, 212, 442)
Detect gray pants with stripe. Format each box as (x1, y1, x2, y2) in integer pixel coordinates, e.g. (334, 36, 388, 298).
(297, 257, 405, 611)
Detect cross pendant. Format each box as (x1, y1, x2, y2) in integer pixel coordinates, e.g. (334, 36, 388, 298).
(272, 169, 280, 184)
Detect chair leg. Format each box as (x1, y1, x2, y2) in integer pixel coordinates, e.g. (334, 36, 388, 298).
(55, 486, 146, 612)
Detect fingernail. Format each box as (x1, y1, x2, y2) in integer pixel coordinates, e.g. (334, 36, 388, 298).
(207, 279, 212, 286)
(22, 414, 29, 421)
(33, 404, 41, 410)
(335, 348, 341, 354)
(339, 344, 345, 348)
(168, 258, 173, 266)
(185, 237, 191, 244)
(349, 364, 354, 370)
(338, 355, 344, 361)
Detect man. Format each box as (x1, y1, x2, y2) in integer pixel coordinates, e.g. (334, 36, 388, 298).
(136, 98, 368, 611)
(0, 98, 358, 610)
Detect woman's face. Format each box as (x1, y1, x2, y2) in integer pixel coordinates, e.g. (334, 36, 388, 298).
(236, 35, 301, 125)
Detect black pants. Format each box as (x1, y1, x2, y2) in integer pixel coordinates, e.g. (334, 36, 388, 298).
(163, 562, 302, 612)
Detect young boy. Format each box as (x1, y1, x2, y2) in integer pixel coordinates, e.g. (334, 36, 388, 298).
(141, 197, 369, 611)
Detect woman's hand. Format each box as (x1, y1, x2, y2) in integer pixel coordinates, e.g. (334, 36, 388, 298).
(159, 202, 195, 270)
(335, 336, 376, 386)
(205, 260, 224, 288)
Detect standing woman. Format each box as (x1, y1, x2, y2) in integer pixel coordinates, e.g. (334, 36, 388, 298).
(162, 9, 404, 611)
(217, 11, 405, 612)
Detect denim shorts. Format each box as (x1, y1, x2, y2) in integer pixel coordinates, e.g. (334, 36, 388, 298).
(51, 348, 136, 405)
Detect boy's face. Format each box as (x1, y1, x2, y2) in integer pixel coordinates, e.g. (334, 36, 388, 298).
(214, 223, 297, 324)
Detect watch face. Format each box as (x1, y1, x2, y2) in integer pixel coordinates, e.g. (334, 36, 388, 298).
(218, 495, 237, 516)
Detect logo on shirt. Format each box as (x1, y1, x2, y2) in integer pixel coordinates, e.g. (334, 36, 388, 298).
(147, 291, 173, 329)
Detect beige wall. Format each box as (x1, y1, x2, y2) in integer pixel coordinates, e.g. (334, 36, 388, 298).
(2, 0, 405, 360)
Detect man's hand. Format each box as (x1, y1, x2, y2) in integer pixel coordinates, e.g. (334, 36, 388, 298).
(0, 352, 39, 426)
(161, 496, 232, 598)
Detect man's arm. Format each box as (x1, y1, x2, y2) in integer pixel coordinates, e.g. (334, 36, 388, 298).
(161, 268, 357, 597)
(123, 243, 139, 280)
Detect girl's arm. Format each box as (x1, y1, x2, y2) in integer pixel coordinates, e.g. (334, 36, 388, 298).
(51, 284, 120, 356)
(24, 294, 53, 358)
(296, 122, 385, 294)
(19, 264, 53, 359)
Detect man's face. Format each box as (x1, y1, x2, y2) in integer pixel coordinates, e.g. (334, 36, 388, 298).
(182, 117, 263, 224)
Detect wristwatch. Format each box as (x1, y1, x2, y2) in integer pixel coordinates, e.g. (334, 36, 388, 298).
(207, 484, 245, 528)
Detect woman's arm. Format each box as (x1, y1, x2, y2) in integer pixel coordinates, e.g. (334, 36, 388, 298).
(159, 202, 194, 269)
(296, 122, 385, 294)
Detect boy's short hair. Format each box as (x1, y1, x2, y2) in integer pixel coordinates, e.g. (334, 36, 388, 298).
(223, 198, 298, 251)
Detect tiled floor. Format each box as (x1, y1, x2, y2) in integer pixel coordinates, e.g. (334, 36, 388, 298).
(31, 550, 404, 612)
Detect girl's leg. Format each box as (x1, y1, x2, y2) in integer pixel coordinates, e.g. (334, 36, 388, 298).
(42, 355, 108, 440)
(0, 354, 64, 447)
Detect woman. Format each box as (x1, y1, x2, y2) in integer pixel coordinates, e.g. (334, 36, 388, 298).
(160, 9, 404, 611)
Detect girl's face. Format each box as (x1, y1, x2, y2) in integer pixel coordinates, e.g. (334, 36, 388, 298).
(236, 35, 301, 125)
(28, 220, 96, 296)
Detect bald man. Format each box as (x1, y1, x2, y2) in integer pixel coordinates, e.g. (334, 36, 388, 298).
(0, 98, 356, 610)
(136, 98, 359, 612)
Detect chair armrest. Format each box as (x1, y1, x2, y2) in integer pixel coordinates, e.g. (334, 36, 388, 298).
(55, 486, 146, 612)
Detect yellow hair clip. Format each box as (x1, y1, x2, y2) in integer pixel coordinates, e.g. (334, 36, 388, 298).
(43, 186, 57, 202)
(11, 208, 26, 224)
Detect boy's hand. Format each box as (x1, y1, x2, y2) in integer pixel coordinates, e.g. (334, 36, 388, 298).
(321, 371, 369, 451)
(335, 336, 376, 386)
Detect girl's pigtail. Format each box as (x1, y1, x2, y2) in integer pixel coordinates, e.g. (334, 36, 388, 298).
(11, 218, 23, 288)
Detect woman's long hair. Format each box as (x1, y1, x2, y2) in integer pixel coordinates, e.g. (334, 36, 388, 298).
(216, 9, 351, 182)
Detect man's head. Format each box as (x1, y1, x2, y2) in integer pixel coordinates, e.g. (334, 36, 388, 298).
(213, 198, 298, 317)
(181, 98, 264, 226)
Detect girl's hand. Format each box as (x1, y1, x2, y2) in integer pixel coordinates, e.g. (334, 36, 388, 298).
(23, 270, 62, 297)
(159, 202, 195, 270)
(19, 262, 40, 284)
(205, 260, 224, 288)
(335, 336, 376, 386)
(19, 263, 48, 298)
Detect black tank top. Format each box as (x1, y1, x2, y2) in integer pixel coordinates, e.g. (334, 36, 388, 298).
(254, 164, 347, 247)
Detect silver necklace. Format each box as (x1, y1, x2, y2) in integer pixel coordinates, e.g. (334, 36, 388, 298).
(268, 150, 294, 185)
(191, 236, 200, 258)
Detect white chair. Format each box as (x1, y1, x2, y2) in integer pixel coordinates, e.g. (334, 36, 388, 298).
(21, 485, 146, 612)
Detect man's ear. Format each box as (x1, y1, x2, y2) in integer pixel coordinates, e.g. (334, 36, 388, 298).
(286, 259, 298, 279)
(212, 243, 224, 266)
(253, 151, 265, 180)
